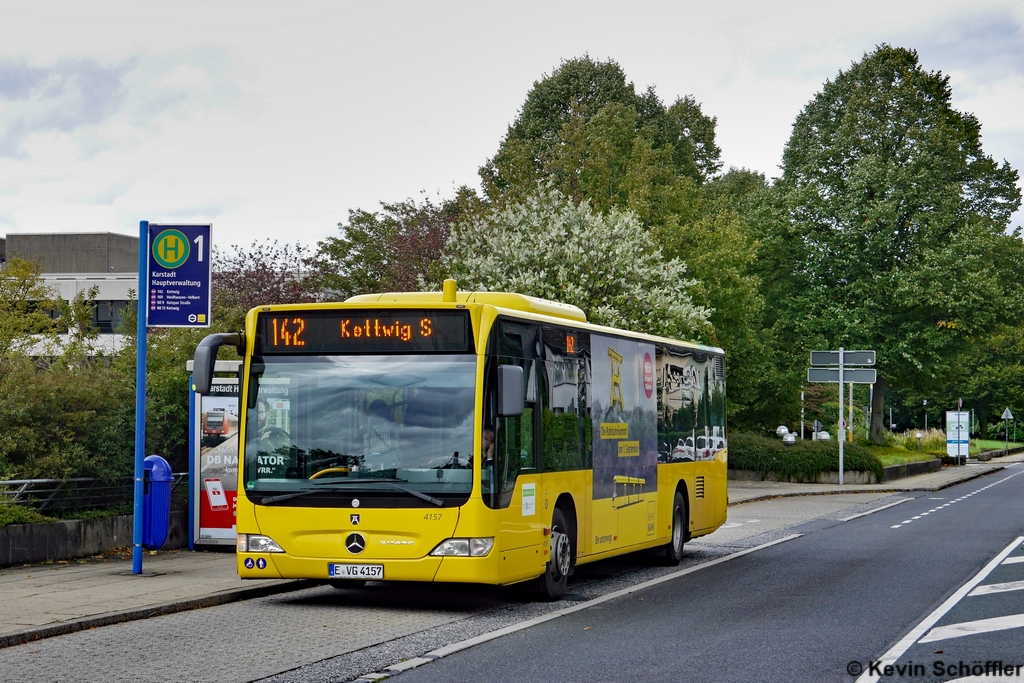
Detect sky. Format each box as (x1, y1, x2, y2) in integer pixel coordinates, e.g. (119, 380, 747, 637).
(1, 0, 1022, 251)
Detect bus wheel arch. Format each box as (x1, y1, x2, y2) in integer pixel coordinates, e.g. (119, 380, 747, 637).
(554, 494, 578, 576)
(535, 497, 576, 601)
(657, 482, 689, 566)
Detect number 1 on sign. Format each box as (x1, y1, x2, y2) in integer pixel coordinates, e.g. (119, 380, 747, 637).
(194, 235, 203, 261)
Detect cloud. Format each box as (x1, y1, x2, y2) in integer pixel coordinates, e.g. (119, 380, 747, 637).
(913, 8, 1024, 82)
(0, 57, 136, 157)
(0, 50, 239, 159)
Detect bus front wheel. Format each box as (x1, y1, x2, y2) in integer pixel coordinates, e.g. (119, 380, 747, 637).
(535, 508, 573, 601)
(660, 491, 686, 566)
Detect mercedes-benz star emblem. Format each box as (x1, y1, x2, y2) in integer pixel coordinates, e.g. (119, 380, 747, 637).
(345, 533, 366, 555)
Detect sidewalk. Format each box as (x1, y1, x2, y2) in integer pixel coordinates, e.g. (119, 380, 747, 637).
(1, 454, 1020, 649)
(728, 453, 1024, 504)
(0, 548, 315, 648)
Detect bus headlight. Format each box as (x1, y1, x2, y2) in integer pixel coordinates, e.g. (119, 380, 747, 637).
(241, 534, 285, 553)
(430, 538, 494, 557)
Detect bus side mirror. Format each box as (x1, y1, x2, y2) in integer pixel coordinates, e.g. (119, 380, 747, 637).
(497, 365, 524, 417)
(192, 333, 244, 394)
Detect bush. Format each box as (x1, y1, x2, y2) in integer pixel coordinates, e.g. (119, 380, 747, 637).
(728, 431, 884, 482)
(0, 504, 54, 527)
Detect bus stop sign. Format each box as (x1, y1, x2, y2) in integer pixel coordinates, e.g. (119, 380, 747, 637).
(147, 224, 212, 328)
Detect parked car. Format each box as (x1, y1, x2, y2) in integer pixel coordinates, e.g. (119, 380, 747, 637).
(672, 437, 695, 461)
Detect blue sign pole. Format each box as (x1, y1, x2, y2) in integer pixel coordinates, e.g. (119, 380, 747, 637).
(133, 220, 149, 574)
(188, 376, 196, 552)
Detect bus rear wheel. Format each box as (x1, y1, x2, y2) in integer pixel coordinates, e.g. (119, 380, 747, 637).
(659, 491, 686, 566)
(534, 508, 573, 601)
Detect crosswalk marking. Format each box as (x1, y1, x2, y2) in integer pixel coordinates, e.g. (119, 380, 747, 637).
(856, 536, 1024, 683)
(919, 613, 1024, 643)
(969, 579, 1024, 597)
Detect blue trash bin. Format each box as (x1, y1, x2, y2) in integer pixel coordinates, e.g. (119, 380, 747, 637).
(143, 455, 173, 550)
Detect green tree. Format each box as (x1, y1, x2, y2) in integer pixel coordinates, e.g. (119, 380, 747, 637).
(480, 56, 720, 208)
(0, 257, 60, 356)
(435, 184, 709, 340)
(312, 192, 477, 300)
(759, 45, 1023, 443)
(656, 170, 773, 425)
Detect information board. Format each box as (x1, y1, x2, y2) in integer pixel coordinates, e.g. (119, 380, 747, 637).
(946, 410, 970, 460)
(147, 224, 212, 328)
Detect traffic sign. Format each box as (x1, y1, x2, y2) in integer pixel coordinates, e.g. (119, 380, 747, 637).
(810, 350, 876, 366)
(807, 368, 877, 384)
(147, 224, 212, 328)
(1002, 408, 1014, 420)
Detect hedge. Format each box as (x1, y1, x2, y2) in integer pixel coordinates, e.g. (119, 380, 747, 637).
(727, 431, 885, 483)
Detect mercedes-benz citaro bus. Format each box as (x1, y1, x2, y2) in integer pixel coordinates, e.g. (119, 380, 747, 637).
(191, 280, 727, 600)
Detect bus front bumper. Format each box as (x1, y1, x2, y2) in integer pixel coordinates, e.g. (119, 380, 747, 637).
(237, 551, 509, 584)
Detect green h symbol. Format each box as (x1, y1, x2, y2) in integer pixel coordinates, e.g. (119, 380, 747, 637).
(162, 238, 180, 260)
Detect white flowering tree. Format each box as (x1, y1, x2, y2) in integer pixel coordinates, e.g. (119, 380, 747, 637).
(436, 185, 710, 340)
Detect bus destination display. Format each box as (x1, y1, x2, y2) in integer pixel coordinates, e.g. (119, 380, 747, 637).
(257, 310, 471, 354)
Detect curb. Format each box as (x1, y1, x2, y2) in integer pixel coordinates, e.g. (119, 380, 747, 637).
(728, 465, 1005, 507)
(0, 579, 318, 649)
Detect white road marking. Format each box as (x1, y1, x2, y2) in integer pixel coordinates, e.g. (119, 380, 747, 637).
(969, 579, 1024, 597)
(418, 535, 802, 663)
(891, 469, 1024, 529)
(1003, 556, 1024, 565)
(919, 613, 1024, 643)
(856, 536, 1024, 683)
(839, 498, 911, 522)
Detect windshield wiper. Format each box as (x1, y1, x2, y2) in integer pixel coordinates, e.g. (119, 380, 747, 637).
(259, 480, 443, 506)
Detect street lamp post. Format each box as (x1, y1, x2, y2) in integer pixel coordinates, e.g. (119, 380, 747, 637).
(923, 399, 928, 432)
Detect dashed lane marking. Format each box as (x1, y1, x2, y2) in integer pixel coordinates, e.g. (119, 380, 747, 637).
(891, 468, 1024, 529)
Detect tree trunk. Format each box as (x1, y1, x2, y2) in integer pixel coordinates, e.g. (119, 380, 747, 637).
(870, 374, 886, 445)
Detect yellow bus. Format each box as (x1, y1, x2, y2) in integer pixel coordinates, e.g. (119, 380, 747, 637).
(192, 280, 727, 600)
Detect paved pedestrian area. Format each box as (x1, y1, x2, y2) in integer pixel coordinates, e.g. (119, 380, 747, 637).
(1, 454, 1020, 648)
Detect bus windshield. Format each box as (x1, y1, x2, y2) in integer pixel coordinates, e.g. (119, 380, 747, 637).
(243, 354, 477, 499)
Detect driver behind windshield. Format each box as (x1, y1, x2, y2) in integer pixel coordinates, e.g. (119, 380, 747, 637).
(252, 398, 292, 478)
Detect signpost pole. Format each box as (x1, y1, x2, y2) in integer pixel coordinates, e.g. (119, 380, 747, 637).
(957, 403, 962, 466)
(801, 390, 805, 441)
(132, 220, 149, 575)
(839, 348, 844, 486)
(849, 382, 854, 443)
(868, 384, 874, 440)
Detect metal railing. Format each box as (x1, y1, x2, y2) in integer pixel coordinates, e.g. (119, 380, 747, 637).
(0, 473, 188, 515)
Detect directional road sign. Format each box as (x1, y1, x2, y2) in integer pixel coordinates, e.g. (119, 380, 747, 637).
(807, 368, 877, 384)
(810, 350, 876, 366)
(147, 224, 212, 328)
